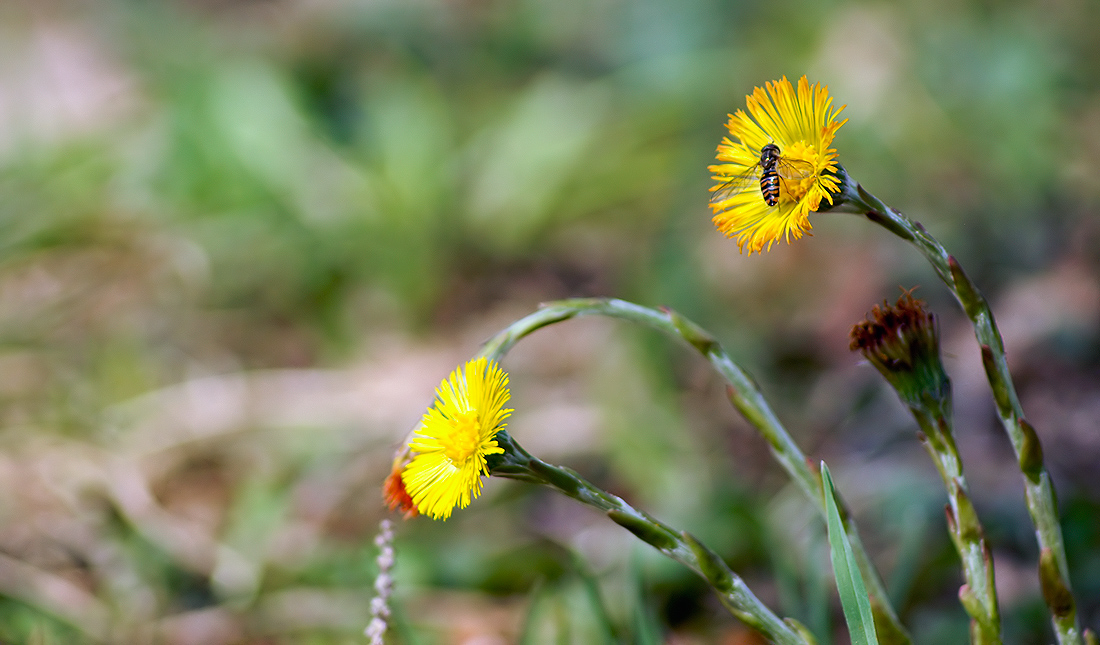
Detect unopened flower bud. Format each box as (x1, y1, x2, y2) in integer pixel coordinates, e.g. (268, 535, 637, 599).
(850, 290, 950, 413)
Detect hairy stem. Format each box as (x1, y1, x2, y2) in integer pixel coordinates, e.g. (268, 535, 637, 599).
(911, 397, 1001, 644)
(489, 432, 813, 645)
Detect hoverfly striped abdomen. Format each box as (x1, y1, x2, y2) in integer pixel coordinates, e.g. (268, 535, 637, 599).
(758, 143, 782, 207)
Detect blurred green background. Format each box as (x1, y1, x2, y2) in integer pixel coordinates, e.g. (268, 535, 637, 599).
(0, 0, 1098, 643)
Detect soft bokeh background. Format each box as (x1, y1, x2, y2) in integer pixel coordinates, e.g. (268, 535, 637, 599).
(1, 0, 1099, 643)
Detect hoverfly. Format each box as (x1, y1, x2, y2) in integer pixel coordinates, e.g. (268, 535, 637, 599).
(710, 143, 815, 207)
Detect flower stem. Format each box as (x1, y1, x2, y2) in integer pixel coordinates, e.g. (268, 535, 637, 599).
(489, 432, 814, 645)
(912, 397, 1001, 644)
(479, 297, 910, 644)
(845, 181, 1082, 645)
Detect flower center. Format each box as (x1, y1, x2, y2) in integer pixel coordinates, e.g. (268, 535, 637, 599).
(779, 141, 820, 202)
(442, 410, 481, 463)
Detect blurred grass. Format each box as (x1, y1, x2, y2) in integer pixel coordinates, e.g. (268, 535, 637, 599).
(0, 0, 1097, 642)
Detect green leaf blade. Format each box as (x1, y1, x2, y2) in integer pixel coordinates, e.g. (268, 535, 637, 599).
(822, 462, 880, 645)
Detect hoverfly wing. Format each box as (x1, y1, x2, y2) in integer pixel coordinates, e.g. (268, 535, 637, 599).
(709, 163, 761, 205)
(774, 157, 815, 182)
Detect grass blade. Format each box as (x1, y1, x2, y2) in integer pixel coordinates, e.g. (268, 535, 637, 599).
(822, 462, 879, 645)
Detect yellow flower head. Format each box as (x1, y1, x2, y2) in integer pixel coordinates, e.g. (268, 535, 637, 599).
(401, 358, 512, 520)
(708, 76, 847, 254)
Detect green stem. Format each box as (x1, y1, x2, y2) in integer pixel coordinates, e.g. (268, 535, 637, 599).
(845, 181, 1081, 645)
(489, 432, 814, 645)
(479, 297, 910, 644)
(910, 397, 1001, 644)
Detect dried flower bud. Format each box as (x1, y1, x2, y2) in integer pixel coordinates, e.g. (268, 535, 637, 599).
(850, 289, 950, 412)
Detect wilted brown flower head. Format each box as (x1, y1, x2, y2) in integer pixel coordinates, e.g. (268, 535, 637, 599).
(850, 289, 950, 409)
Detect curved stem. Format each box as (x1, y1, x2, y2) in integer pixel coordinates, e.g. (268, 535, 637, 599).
(911, 398, 1001, 644)
(490, 432, 812, 645)
(478, 297, 910, 644)
(847, 182, 1081, 645)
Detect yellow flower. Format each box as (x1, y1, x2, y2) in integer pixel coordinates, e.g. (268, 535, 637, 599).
(708, 76, 847, 254)
(401, 358, 512, 520)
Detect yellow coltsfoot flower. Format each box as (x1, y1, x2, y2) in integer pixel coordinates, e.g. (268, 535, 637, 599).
(708, 76, 847, 254)
(401, 358, 512, 520)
